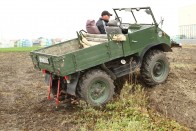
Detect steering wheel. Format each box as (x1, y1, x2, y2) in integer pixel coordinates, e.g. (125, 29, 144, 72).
(114, 17, 128, 34)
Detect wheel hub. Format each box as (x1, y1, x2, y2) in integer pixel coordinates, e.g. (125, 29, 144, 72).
(90, 82, 106, 100)
(153, 61, 165, 77)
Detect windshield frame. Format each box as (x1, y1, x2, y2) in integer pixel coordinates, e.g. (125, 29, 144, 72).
(113, 7, 157, 25)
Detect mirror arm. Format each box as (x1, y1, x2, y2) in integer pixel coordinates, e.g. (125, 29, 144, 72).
(158, 18, 164, 28)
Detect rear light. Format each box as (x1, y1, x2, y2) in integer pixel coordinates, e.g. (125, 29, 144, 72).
(42, 69, 46, 74)
(64, 76, 70, 83)
(64, 76, 69, 80)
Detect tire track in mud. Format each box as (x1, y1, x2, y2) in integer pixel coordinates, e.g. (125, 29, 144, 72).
(148, 46, 196, 130)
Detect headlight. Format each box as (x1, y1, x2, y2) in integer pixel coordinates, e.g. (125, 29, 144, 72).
(158, 31, 163, 37)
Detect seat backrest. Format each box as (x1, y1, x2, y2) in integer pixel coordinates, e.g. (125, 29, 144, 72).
(106, 27, 122, 34)
(86, 20, 100, 34)
(105, 20, 126, 41)
(105, 20, 122, 34)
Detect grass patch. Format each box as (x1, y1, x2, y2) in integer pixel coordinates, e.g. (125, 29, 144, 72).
(62, 83, 188, 130)
(0, 46, 41, 52)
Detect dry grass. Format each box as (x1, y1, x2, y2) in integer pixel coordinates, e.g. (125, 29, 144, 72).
(59, 82, 188, 130)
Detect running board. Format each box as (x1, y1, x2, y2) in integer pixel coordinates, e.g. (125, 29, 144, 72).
(112, 62, 139, 78)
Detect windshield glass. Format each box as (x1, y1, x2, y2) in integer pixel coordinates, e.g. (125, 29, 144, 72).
(114, 8, 155, 25)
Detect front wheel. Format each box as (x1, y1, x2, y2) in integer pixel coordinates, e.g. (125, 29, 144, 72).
(79, 69, 115, 107)
(141, 50, 170, 86)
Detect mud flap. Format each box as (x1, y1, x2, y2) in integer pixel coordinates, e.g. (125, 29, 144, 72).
(66, 72, 80, 96)
(45, 73, 50, 86)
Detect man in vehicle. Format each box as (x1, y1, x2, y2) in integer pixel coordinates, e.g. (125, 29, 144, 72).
(96, 10, 112, 34)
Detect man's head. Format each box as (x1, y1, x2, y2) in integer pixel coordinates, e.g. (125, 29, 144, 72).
(101, 10, 112, 21)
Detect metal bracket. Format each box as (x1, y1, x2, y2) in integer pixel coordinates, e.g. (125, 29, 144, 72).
(101, 64, 116, 80)
(72, 54, 77, 70)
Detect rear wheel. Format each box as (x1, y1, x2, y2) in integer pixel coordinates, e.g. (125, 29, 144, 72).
(79, 69, 114, 107)
(141, 50, 169, 86)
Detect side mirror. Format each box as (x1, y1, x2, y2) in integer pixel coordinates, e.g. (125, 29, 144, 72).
(145, 9, 151, 15)
(159, 17, 164, 28)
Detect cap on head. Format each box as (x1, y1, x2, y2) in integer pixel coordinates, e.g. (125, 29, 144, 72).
(101, 11, 112, 16)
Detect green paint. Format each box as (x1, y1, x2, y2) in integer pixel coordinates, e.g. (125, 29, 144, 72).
(152, 60, 167, 81)
(30, 7, 171, 77)
(88, 79, 110, 104)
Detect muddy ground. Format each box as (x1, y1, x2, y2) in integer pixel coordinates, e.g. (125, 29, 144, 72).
(0, 45, 196, 130)
(148, 45, 196, 130)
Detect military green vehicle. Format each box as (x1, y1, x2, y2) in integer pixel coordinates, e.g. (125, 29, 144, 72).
(30, 7, 175, 107)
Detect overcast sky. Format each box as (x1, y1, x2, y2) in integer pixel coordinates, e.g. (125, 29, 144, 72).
(0, 0, 196, 40)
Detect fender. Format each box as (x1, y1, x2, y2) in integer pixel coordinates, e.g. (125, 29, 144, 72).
(140, 43, 172, 62)
(66, 72, 80, 96)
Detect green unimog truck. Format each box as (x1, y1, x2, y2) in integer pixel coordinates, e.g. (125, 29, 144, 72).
(30, 7, 176, 107)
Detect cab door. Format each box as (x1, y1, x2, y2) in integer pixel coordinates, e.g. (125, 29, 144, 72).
(123, 27, 156, 56)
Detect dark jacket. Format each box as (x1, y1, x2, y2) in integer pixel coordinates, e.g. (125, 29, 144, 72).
(96, 18, 108, 34)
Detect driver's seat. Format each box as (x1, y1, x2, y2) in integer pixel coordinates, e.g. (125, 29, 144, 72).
(105, 20, 126, 41)
(105, 20, 122, 34)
